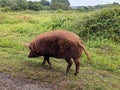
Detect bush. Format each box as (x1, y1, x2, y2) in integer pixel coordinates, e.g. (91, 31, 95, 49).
(45, 6, 120, 42)
(66, 6, 120, 41)
(0, 6, 12, 12)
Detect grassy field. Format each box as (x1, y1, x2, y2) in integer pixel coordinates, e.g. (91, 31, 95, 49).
(0, 7, 120, 90)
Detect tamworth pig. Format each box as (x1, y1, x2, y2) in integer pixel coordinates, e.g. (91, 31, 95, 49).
(25, 30, 90, 75)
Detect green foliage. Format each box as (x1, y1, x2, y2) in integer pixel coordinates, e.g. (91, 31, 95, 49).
(84, 7, 120, 41)
(28, 1, 42, 11)
(42, 6, 50, 10)
(71, 3, 120, 11)
(51, 0, 70, 10)
(1, 0, 13, 7)
(0, 37, 23, 50)
(51, 2, 69, 10)
(0, 0, 70, 11)
(0, 0, 28, 11)
(0, 6, 12, 12)
(40, 0, 50, 6)
(1, 0, 16, 10)
(15, 0, 29, 11)
(62, 6, 120, 41)
(51, 0, 70, 6)
(49, 15, 73, 29)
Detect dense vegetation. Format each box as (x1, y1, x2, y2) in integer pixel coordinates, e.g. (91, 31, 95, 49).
(0, 5, 120, 90)
(0, 0, 119, 11)
(0, 0, 70, 11)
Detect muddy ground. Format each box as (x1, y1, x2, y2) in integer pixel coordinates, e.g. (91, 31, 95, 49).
(0, 73, 61, 90)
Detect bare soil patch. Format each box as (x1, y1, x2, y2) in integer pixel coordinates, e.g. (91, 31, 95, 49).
(0, 72, 61, 90)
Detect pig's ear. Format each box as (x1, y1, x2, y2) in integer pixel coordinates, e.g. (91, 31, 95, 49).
(25, 43, 31, 49)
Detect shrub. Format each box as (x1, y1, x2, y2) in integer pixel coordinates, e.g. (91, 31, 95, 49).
(66, 6, 120, 41)
(0, 6, 12, 12)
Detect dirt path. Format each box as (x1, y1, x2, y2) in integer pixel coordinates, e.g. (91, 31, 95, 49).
(0, 73, 59, 90)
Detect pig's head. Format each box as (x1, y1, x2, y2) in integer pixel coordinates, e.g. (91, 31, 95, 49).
(25, 43, 40, 58)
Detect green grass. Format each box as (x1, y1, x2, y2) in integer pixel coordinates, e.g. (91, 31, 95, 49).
(0, 8, 120, 90)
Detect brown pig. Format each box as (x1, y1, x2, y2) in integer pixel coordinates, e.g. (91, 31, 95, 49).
(25, 30, 90, 75)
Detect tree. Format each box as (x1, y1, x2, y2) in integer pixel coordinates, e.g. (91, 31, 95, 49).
(28, 1, 42, 11)
(16, 0, 28, 10)
(113, 2, 119, 6)
(51, 0, 70, 6)
(40, 0, 50, 6)
(0, 0, 28, 11)
(51, 2, 69, 10)
(51, 0, 70, 10)
(1, 0, 16, 8)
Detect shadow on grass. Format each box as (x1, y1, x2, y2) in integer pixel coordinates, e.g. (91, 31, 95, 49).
(23, 59, 66, 75)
